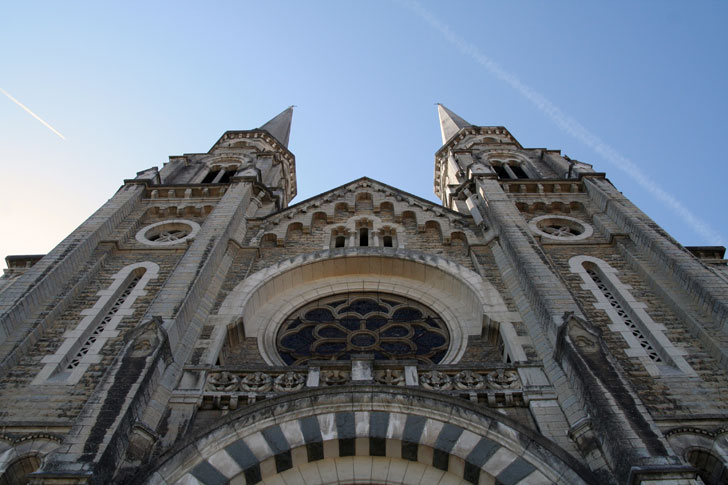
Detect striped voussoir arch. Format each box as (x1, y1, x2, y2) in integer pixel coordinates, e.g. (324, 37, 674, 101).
(180, 411, 551, 485)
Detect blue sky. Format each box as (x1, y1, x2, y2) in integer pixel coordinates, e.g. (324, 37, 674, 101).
(1, 1, 727, 268)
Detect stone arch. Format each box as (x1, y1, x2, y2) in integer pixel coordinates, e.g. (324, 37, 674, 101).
(486, 151, 540, 179)
(686, 448, 728, 485)
(355, 192, 373, 212)
(401, 210, 417, 230)
(379, 201, 395, 222)
(310, 211, 328, 232)
(213, 249, 513, 366)
(665, 429, 728, 485)
(424, 220, 443, 243)
(284, 222, 304, 245)
(334, 202, 350, 221)
(140, 388, 595, 485)
(0, 437, 61, 484)
(259, 233, 278, 248)
(327, 215, 406, 250)
(451, 231, 468, 249)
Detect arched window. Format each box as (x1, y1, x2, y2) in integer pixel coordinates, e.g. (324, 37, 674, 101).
(202, 165, 237, 183)
(276, 293, 450, 365)
(569, 255, 695, 376)
(33, 262, 160, 385)
(491, 159, 531, 179)
(359, 227, 369, 246)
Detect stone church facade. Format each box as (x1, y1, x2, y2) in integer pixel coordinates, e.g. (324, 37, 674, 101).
(0, 106, 727, 484)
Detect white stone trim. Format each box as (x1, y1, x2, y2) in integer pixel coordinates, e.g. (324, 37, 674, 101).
(33, 261, 159, 385)
(210, 251, 515, 366)
(529, 215, 593, 241)
(135, 219, 200, 246)
(569, 255, 695, 376)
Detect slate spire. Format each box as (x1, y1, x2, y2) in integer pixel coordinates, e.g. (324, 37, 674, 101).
(437, 103, 472, 145)
(259, 106, 294, 148)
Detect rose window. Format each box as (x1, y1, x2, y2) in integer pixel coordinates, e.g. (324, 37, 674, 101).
(149, 229, 189, 242)
(135, 219, 200, 246)
(528, 215, 593, 241)
(542, 224, 580, 237)
(276, 293, 450, 365)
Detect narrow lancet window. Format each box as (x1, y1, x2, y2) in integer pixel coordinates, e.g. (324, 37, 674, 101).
(568, 255, 695, 376)
(359, 227, 369, 246)
(33, 262, 160, 385)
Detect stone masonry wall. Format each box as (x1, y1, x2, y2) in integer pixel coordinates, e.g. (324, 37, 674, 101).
(547, 242, 728, 417)
(0, 251, 179, 423)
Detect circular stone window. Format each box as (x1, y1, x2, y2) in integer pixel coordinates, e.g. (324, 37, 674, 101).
(528, 215, 593, 241)
(135, 219, 200, 246)
(276, 293, 450, 365)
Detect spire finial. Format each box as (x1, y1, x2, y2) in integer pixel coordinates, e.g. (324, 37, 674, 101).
(437, 104, 471, 145)
(259, 106, 294, 148)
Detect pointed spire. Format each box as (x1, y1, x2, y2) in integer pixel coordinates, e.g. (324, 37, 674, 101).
(437, 103, 472, 145)
(259, 106, 294, 148)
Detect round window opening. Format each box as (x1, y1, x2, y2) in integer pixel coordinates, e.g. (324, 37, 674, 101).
(276, 293, 450, 365)
(529, 215, 593, 241)
(135, 219, 200, 246)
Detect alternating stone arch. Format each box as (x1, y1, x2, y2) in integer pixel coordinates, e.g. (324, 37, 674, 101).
(211, 249, 514, 365)
(141, 388, 595, 485)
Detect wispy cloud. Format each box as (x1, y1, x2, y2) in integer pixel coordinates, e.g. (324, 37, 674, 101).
(399, 0, 723, 244)
(0, 87, 66, 140)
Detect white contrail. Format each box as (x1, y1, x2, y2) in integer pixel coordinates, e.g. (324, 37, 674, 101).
(0, 87, 66, 140)
(399, 0, 723, 244)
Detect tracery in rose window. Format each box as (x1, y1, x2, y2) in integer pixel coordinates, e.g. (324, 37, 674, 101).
(276, 293, 450, 365)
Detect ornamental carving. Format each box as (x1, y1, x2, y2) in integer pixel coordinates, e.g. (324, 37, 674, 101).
(453, 370, 486, 390)
(240, 372, 272, 392)
(276, 293, 450, 365)
(374, 369, 405, 386)
(273, 372, 306, 392)
(320, 370, 350, 386)
(486, 369, 519, 389)
(206, 372, 239, 391)
(419, 370, 452, 390)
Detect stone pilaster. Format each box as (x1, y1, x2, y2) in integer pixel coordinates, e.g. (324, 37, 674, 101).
(473, 176, 686, 483)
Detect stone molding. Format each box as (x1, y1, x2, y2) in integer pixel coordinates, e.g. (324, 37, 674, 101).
(212, 249, 514, 366)
(569, 255, 696, 376)
(139, 387, 596, 485)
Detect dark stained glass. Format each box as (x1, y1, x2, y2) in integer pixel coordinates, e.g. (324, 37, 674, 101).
(276, 293, 450, 365)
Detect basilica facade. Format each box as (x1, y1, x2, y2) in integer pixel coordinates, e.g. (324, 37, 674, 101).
(0, 106, 727, 484)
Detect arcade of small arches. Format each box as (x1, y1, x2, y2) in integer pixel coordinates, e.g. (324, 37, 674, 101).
(478, 151, 541, 180)
(253, 191, 474, 251)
